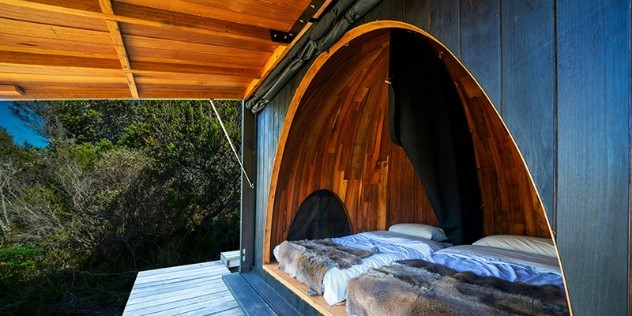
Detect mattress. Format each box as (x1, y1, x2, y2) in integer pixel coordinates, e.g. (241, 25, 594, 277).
(273, 230, 448, 305)
(430, 245, 565, 289)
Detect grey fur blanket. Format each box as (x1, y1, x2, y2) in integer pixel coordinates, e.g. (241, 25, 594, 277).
(347, 259, 569, 316)
(276, 239, 378, 295)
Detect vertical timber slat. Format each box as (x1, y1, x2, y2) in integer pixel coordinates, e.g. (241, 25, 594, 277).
(460, 0, 501, 110)
(240, 101, 256, 272)
(501, 0, 555, 225)
(556, 0, 630, 314)
(428, 0, 460, 58)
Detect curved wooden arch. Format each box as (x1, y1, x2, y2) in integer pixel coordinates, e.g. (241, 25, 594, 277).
(263, 21, 560, 267)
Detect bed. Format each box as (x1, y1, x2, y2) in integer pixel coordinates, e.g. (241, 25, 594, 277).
(273, 224, 450, 305)
(346, 235, 569, 315)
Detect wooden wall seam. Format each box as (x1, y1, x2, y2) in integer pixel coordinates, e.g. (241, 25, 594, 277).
(629, 0, 632, 311)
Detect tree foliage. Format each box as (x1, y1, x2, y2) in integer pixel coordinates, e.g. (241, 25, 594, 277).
(1, 100, 242, 314)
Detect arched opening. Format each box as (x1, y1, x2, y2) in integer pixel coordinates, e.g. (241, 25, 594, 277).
(263, 22, 557, 266)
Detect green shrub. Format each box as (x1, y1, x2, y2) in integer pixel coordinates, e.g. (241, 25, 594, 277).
(0, 246, 45, 281)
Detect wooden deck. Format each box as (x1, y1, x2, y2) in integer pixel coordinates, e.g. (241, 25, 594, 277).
(123, 261, 243, 316)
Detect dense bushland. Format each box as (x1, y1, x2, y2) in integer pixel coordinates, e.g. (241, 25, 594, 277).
(0, 100, 241, 314)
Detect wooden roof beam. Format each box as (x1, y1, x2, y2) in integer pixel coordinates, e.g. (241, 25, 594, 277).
(0, 84, 25, 96)
(99, 0, 138, 99)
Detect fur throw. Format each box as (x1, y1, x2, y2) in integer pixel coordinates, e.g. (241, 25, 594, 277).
(347, 259, 569, 316)
(276, 239, 378, 295)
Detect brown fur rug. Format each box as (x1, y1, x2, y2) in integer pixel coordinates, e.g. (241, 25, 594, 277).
(276, 239, 378, 295)
(346, 259, 569, 316)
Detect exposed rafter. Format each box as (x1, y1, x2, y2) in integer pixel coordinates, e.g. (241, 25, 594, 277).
(99, 0, 138, 98)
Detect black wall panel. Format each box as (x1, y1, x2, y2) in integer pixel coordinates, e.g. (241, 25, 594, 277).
(381, 0, 403, 20)
(402, 0, 429, 30)
(460, 0, 501, 110)
(501, 0, 556, 225)
(428, 0, 460, 57)
(556, 0, 630, 314)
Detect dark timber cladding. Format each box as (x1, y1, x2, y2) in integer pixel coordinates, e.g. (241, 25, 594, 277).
(501, 1, 556, 228)
(240, 101, 256, 272)
(250, 0, 632, 315)
(459, 0, 501, 110)
(556, 0, 630, 315)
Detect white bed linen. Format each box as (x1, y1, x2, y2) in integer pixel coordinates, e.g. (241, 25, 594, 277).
(273, 231, 448, 305)
(431, 245, 565, 289)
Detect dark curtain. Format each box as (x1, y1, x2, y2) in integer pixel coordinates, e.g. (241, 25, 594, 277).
(388, 29, 483, 245)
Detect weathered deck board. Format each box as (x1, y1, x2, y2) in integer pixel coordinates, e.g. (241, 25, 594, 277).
(123, 261, 244, 316)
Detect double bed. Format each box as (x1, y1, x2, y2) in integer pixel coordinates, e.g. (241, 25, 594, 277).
(273, 224, 450, 305)
(269, 223, 568, 315)
(346, 235, 569, 315)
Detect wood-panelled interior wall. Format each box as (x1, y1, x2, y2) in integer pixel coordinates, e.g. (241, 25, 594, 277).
(266, 30, 438, 259)
(264, 28, 551, 261)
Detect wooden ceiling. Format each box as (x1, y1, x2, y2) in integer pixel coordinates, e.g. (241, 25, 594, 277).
(0, 0, 327, 100)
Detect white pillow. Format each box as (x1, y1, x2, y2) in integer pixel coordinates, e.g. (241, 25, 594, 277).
(388, 223, 448, 241)
(473, 235, 557, 258)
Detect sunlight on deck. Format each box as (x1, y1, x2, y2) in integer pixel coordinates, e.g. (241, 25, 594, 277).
(123, 261, 243, 315)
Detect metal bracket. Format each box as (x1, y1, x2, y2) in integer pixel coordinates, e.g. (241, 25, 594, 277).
(269, 0, 327, 44)
(269, 30, 295, 44)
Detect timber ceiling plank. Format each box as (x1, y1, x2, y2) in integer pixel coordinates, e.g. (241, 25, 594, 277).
(128, 49, 267, 70)
(0, 72, 128, 84)
(9, 88, 133, 99)
(9, 0, 103, 13)
(112, 2, 271, 42)
(0, 18, 112, 43)
(134, 75, 251, 87)
(0, 33, 118, 56)
(123, 35, 273, 58)
(176, 0, 307, 25)
(115, 0, 305, 31)
(119, 23, 277, 52)
(0, 63, 125, 77)
(130, 61, 260, 78)
(0, 3, 109, 31)
(0, 51, 120, 69)
(0, 45, 118, 60)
